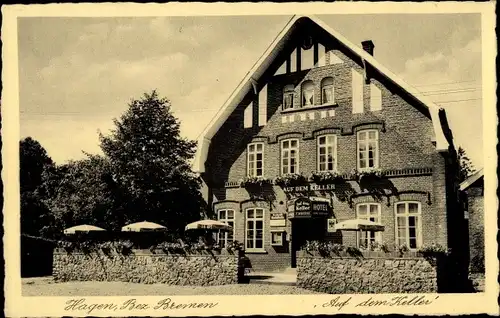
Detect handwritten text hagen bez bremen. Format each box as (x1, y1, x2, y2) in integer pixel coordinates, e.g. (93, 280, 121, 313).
(65, 298, 218, 314)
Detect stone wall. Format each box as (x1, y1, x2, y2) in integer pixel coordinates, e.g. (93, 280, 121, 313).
(53, 249, 239, 286)
(297, 252, 438, 294)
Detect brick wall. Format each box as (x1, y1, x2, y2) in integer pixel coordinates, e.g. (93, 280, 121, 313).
(467, 184, 484, 273)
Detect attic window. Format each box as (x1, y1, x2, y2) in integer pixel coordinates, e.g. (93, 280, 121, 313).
(283, 84, 295, 110)
(321, 77, 334, 104)
(301, 80, 314, 107)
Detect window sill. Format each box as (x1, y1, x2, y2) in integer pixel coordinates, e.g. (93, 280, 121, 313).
(244, 249, 268, 254)
(281, 103, 338, 114)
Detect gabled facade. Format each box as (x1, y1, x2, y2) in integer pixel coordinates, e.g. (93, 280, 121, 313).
(193, 16, 462, 271)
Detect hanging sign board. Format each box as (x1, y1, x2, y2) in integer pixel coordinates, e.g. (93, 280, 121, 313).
(287, 197, 331, 219)
(270, 213, 286, 227)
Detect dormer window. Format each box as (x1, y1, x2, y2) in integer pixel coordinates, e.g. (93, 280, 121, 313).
(301, 80, 314, 107)
(321, 77, 334, 104)
(283, 84, 295, 110)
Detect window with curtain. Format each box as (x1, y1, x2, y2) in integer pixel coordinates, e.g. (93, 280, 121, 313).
(301, 80, 314, 107)
(283, 84, 295, 110)
(321, 77, 334, 104)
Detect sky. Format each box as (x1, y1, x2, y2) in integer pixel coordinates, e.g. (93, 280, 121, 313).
(18, 14, 483, 168)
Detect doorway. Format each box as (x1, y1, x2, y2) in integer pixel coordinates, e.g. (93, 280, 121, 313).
(290, 218, 325, 268)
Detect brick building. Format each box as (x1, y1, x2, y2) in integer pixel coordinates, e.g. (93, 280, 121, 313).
(459, 169, 484, 273)
(193, 15, 464, 272)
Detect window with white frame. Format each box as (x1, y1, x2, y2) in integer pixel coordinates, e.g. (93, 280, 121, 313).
(283, 84, 295, 110)
(217, 209, 235, 248)
(246, 208, 264, 251)
(317, 134, 337, 172)
(301, 80, 314, 107)
(356, 203, 382, 248)
(395, 202, 422, 250)
(281, 139, 299, 175)
(247, 143, 264, 177)
(321, 77, 334, 104)
(357, 130, 379, 171)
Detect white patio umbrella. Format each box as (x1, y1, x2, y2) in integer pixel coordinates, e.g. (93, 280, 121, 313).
(121, 221, 167, 232)
(185, 220, 233, 232)
(64, 224, 106, 235)
(334, 219, 385, 232)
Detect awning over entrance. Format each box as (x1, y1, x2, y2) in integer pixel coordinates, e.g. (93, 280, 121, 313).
(287, 196, 332, 219)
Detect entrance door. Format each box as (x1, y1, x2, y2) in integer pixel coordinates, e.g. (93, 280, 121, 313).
(290, 221, 303, 268)
(291, 219, 325, 268)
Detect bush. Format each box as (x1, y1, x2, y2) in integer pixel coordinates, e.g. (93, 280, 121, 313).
(417, 243, 450, 255)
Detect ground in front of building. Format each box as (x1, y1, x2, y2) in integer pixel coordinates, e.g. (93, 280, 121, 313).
(21, 275, 319, 296)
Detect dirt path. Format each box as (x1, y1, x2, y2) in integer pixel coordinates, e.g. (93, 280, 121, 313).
(22, 277, 320, 296)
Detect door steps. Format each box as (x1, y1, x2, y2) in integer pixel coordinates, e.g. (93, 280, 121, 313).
(245, 269, 297, 286)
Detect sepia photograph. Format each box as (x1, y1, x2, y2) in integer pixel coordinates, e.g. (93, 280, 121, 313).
(2, 2, 498, 317)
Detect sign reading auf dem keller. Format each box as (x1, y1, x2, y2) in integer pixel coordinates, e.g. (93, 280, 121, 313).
(282, 183, 335, 193)
(288, 197, 331, 219)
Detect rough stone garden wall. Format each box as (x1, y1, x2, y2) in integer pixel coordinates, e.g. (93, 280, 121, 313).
(297, 252, 438, 294)
(53, 249, 239, 286)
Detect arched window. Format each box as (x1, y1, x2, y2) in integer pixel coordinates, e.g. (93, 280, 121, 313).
(301, 80, 314, 107)
(321, 77, 334, 104)
(283, 84, 295, 110)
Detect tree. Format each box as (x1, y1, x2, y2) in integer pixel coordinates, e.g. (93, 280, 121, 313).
(98, 90, 206, 233)
(20, 137, 55, 237)
(457, 146, 476, 182)
(41, 155, 117, 234)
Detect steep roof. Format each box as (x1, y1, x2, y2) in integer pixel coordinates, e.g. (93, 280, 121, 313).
(459, 168, 484, 191)
(193, 15, 451, 173)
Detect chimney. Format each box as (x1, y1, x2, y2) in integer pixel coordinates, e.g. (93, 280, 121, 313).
(361, 40, 375, 56)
